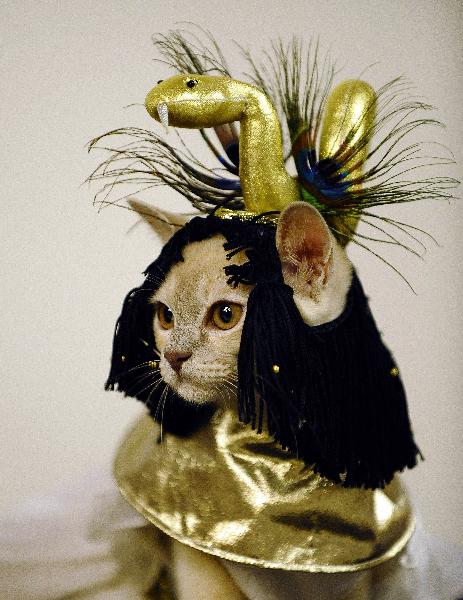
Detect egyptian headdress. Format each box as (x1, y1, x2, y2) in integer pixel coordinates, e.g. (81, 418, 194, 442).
(89, 30, 456, 571)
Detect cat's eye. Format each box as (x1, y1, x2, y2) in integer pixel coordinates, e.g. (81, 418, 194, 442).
(157, 303, 174, 329)
(211, 302, 243, 330)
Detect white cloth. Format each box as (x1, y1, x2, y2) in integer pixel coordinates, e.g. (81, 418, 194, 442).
(0, 469, 161, 599)
(1, 468, 462, 600)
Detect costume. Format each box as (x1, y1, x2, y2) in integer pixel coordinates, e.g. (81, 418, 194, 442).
(107, 215, 419, 489)
(84, 30, 461, 599)
(116, 412, 414, 572)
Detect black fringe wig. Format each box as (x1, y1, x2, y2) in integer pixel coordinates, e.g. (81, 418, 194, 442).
(106, 213, 421, 489)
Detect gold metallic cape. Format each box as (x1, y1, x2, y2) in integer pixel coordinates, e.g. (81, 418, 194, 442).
(114, 409, 414, 573)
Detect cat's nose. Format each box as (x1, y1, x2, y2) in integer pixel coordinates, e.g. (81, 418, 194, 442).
(164, 350, 192, 373)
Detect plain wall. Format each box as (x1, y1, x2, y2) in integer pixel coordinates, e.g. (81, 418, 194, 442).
(1, 0, 462, 545)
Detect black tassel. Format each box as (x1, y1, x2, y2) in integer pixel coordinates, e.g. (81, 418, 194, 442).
(237, 281, 310, 448)
(310, 275, 421, 488)
(237, 272, 421, 489)
(105, 285, 157, 399)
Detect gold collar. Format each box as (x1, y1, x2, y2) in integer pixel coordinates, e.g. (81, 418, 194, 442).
(114, 409, 414, 572)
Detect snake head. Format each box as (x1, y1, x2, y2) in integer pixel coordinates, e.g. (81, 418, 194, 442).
(145, 74, 249, 130)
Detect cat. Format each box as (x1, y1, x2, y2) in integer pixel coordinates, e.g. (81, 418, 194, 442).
(128, 199, 364, 600)
(111, 200, 463, 600)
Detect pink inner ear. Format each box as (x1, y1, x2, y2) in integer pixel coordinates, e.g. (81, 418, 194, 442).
(276, 202, 332, 280)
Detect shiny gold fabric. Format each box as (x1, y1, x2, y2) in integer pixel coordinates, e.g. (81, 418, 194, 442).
(114, 410, 414, 573)
(214, 207, 279, 224)
(145, 74, 301, 213)
(319, 80, 376, 244)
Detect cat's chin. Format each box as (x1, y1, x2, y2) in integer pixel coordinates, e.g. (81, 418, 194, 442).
(166, 377, 222, 405)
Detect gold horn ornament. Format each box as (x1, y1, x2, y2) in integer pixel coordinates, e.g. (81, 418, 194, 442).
(145, 74, 301, 213)
(319, 80, 376, 244)
(145, 74, 376, 242)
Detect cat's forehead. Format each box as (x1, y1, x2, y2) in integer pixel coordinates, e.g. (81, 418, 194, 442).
(153, 234, 248, 308)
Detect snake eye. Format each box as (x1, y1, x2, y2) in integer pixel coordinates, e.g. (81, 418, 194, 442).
(157, 303, 174, 330)
(186, 78, 198, 89)
(210, 302, 243, 330)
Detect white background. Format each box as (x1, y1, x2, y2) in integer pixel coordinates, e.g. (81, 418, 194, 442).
(1, 0, 462, 545)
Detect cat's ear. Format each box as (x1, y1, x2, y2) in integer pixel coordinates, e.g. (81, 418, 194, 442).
(276, 201, 333, 292)
(128, 198, 194, 244)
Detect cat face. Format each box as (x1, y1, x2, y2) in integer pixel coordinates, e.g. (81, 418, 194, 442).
(151, 235, 250, 404)
(132, 200, 353, 406)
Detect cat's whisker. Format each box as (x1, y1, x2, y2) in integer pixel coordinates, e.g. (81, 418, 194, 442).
(128, 373, 163, 397)
(150, 382, 170, 442)
(143, 377, 166, 403)
(215, 383, 226, 399)
(215, 378, 238, 408)
(143, 378, 166, 419)
(220, 380, 236, 398)
(220, 376, 239, 402)
(211, 382, 229, 407)
(128, 370, 162, 392)
(115, 360, 156, 377)
(153, 382, 167, 419)
(222, 383, 233, 407)
(123, 373, 154, 397)
(221, 376, 238, 390)
(159, 386, 170, 442)
(122, 363, 159, 380)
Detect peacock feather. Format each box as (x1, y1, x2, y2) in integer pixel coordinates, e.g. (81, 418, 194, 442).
(88, 27, 457, 278)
